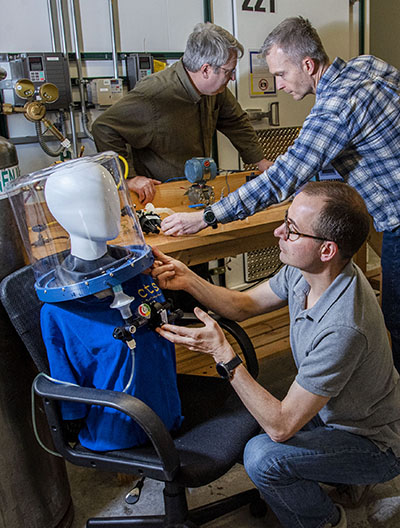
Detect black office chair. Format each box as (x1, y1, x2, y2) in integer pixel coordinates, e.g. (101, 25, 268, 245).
(0, 265, 265, 527)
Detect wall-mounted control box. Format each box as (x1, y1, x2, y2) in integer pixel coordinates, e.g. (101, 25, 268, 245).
(125, 53, 154, 90)
(0, 52, 72, 109)
(87, 78, 123, 106)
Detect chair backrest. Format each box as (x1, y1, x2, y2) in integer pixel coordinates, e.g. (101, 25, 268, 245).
(0, 265, 49, 373)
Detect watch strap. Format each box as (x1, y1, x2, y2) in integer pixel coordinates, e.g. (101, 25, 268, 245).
(216, 354, 243, 379)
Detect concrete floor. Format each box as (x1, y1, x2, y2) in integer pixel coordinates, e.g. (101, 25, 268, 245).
(67, 462, 400, 528)
(67, 352, 400, 527)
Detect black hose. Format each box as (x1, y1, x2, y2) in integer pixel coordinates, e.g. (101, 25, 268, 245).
(35, 121, 64, 157)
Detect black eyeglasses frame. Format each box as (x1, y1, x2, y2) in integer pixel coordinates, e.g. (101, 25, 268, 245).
(284, 210, 327, 242)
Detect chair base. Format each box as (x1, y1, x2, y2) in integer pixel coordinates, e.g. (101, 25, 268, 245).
(87, 517, 168, 527)
(189, 488, 260, 525)
(86, 488, 262, 527)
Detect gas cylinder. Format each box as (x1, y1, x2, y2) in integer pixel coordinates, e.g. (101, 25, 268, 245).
(0, 136, 73, 528)
(0, 136, 24, 277)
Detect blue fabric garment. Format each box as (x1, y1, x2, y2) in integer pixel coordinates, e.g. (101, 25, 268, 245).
(41, 274, 183, 451)
(244, 416, 400, 528)
(211, 55, 400, 232)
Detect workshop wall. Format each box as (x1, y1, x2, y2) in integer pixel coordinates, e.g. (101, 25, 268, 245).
(0, 0, 396, 176)
(367, 0, 400, 70)
(0, 0, 204, 175)
(213, 0, 358, 170)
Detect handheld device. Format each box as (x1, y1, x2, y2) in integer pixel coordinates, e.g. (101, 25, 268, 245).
(113, 298, 184, 350)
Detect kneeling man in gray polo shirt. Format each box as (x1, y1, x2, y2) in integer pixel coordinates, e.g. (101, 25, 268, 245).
(151, 181, 400, 528)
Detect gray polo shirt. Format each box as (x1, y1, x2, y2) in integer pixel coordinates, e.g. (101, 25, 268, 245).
(269, 261, 400, 456)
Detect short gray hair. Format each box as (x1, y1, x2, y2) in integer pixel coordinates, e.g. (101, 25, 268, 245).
(260, 16, 329, 68)
(183, 22, 244, 72)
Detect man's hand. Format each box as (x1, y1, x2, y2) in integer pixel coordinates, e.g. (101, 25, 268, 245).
(161, 211, 207, 236)
(151, 247, 192, 290)
(156, 306, 235, 363)
(256, 158, 274, 172)
(127, 176, 161, 205)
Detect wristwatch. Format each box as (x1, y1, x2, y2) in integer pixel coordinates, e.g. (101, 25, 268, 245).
(203, 206, 218, 229)
(216, 354, 243, 380)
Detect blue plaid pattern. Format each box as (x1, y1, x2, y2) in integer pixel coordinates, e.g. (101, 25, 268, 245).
(212, 56, 400, 232)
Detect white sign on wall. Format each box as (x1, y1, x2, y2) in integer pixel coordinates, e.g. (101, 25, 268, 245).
(249, 50, 276, 96)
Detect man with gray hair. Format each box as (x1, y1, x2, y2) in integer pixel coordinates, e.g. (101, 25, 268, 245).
(92, 22, 269, 204)
(161, 17, 400, 373)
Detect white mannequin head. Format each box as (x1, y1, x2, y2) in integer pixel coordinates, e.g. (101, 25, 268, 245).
(45, 161, 120, 260)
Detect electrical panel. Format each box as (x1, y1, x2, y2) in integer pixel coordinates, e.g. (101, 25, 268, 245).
(126, 53, 154, 90)
(243, 246, 281, 283)
(87, 78, 123, 106)
(224, 245, 282, 290)
(0, 52, 72, 110)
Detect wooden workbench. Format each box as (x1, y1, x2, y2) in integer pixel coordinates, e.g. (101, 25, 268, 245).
(131, 171, 371, 272)
(131, 171, 285, 266)
(33, 170, 371, 273)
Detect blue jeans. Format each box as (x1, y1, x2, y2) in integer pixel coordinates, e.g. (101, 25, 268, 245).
(382, 229, 400, 372)
(244, 417, 400, 528)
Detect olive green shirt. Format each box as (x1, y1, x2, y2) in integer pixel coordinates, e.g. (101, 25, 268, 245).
(92, 59, 264, 181)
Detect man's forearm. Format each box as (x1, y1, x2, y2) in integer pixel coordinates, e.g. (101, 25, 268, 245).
(230, 367, 328, 443)
(231, 365, 287, 441)
(183, 271, 256, 321)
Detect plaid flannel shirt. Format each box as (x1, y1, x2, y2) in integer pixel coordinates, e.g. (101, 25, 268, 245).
(212, 56, 400, 232)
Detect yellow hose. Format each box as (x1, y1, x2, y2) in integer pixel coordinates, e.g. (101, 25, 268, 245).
(118, 155, 129, 179)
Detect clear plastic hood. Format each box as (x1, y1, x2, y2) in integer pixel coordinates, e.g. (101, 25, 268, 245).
(6, 152, 153, 301)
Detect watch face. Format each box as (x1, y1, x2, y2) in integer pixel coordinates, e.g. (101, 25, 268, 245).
(204, 209, 216, 225)
(216, 362, 230, 379)
(216, 355, 243, 379)
(204, 211, 215, 224)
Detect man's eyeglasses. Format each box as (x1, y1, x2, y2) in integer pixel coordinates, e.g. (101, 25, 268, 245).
(284, 210, 327, 242)
(217, 66, 236, 79)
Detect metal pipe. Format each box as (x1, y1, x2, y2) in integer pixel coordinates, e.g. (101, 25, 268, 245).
(47, 0, 57, 52)
(69, 0, 94, 141)
(69, 0, 84, 99)
(55, 0, 78, 157)
(69, 104, 78, 157)
(56, 0, 68, 55)
(230, 0, 239, 100)
(108, 0, 119, 79)
(203, 0, 212, 22)
(230, 0, 240, 169)
(359, 0, 365, 55)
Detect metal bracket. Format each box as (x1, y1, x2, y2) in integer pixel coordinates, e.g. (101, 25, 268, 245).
(246, 102, 280, 126)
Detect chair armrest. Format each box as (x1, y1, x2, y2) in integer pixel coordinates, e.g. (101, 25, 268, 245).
(180, 313, 259, 379)
(34, 375, 180, 479)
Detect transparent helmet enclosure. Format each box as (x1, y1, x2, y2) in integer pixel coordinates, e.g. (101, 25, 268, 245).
(6, 152, 153, 301)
